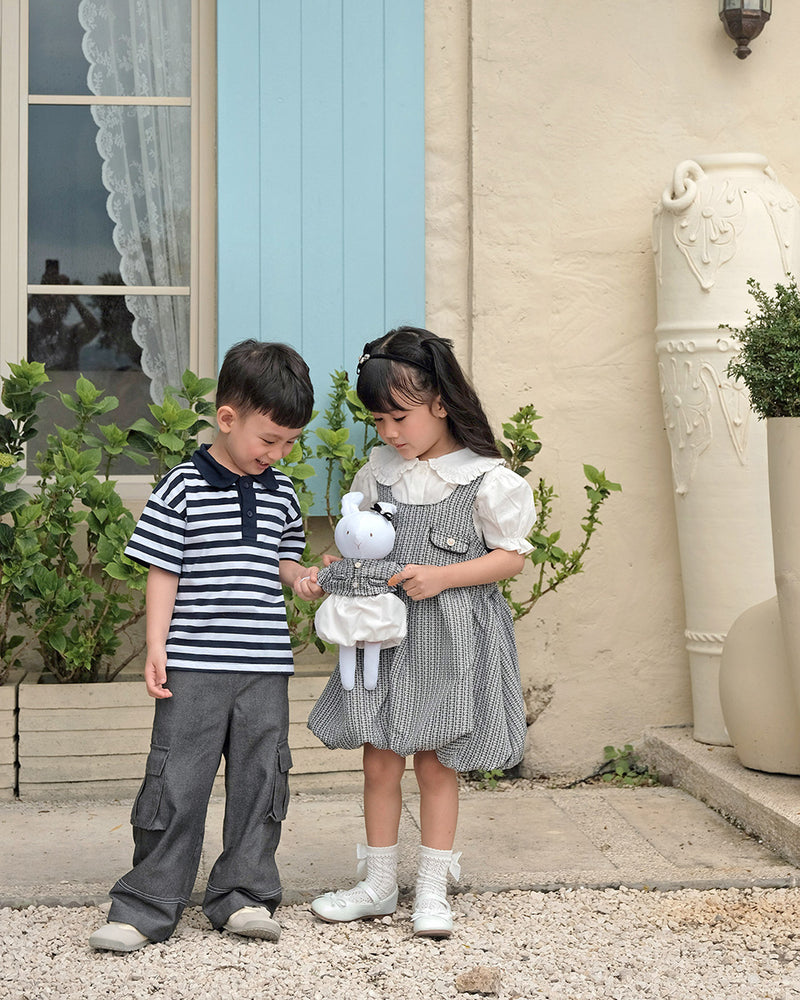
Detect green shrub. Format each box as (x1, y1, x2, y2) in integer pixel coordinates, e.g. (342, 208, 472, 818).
(0, 362, 213, 682)
(724, 275, 800, 419)
(0, 363, 620, 682)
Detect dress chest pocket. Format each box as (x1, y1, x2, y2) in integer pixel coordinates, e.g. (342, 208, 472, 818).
(429, 528, 470, 557)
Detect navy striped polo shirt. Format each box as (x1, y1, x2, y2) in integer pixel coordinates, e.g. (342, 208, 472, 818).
(125, 444, 305, 673)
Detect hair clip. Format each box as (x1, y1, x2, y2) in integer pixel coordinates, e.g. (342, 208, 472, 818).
(356, 349, 433, 377)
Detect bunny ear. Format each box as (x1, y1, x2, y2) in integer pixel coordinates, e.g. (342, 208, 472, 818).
(340, 491, 364, 517)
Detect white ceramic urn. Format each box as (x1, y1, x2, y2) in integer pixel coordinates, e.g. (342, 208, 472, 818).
(653, 153, 799, 744)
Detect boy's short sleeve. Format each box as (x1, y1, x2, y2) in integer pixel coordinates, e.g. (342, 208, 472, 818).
(124, 475, 187, 574)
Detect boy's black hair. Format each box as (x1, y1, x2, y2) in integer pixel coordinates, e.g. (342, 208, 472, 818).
(356, 326, 501, 458)
(216, 339, 314, 427)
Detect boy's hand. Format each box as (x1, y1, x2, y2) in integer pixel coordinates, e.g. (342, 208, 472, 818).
(145, 648, 172, 699)
(392, 564, 448, 601)
(293, 566, 325, 600)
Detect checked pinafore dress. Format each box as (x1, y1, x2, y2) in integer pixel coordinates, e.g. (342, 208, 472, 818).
(307, 473, 527, 772)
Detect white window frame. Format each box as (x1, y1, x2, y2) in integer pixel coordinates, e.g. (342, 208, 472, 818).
(0, 0, 217, 501)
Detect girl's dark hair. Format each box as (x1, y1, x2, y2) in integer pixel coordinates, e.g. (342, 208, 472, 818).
(356, 326, 501, 458)
(216, 339, 314, 427)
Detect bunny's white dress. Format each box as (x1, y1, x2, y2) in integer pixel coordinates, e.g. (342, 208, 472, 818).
(308, 446, 535, 772)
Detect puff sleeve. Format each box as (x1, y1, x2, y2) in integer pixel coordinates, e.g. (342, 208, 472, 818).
(475, 466, 536, 555)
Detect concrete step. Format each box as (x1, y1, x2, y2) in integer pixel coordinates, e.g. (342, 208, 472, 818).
(641, 725, 800, 870)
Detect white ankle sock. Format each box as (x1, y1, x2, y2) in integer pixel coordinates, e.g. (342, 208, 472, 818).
(333, 843, 398, 905)
(414, 845, 461, 916)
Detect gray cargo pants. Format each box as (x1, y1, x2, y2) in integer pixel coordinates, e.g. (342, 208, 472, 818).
(108, 670, 291, 942)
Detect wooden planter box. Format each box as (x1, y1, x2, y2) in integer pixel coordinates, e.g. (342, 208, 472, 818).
(0, 670, 25, 801)
(289, 672, 362, 777)
(16, 661, 361, 801)
(17, 672, 155, 801)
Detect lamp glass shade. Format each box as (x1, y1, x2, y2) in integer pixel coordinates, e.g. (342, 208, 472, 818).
(720, 0, 771, 9)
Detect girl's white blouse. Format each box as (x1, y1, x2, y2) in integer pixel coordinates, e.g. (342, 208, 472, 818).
(351, 445, 535, 556)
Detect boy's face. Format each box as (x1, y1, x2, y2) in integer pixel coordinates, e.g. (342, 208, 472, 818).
(209, 406, 304, 477)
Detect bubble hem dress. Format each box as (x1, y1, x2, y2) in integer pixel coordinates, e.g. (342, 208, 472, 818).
(307, 447, 535, 773)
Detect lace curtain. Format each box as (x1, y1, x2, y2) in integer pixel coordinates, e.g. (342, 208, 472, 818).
(78, 0, 191, 403)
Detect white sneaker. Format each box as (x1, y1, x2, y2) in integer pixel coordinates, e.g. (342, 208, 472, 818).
(223, 906, 281, 941)
(89, 921, 150, 952)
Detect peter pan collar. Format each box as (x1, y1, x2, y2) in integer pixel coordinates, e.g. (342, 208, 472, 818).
(368, 444, 504, 486)
(192, 443, 279, 491)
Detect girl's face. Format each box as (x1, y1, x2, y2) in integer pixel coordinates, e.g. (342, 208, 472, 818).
(371, 394, 458, 461)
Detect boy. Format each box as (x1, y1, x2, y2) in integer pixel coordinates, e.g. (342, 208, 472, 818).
(90, 340, 324, 952)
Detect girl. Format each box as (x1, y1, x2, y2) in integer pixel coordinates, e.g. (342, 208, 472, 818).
(307, 326, 535, 938)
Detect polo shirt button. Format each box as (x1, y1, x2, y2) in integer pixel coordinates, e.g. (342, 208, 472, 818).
(447, 537, 456, 546)
(247, 510, 254, 518)
(242, 479, 251, 487)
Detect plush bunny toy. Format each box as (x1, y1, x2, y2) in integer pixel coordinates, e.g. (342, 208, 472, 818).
(314, 491, 407, 691)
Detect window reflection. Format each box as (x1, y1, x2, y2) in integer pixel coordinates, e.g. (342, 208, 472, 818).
(25, 287, 190, 475)
(28, 106, 118, 286)
(29, 1, 91, 96)
(26, 0, 194, 456)
(28, 274, 141, 373)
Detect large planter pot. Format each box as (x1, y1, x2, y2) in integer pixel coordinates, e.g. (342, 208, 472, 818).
(770, 418, 800, 705)
(719, 596, 800, 772)
(720, 419, 800, 773)
(653, 153, 798, 744)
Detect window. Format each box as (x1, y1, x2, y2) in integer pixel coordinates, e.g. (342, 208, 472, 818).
(0, 0, 215, 486)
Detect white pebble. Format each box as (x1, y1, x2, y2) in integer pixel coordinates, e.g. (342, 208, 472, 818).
(1, 887, 799, 999)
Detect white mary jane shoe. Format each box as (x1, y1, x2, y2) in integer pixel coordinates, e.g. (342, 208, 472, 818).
(223, 906, 281, 941)
(311, 882, 398, 923)
(411, 895, 453, 939)
(89, 921, 151, 952)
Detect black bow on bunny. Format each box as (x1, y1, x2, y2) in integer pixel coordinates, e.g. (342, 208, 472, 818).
(371, 502, 395, 524)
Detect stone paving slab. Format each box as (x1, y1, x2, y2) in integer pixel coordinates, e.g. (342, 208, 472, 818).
(1, 779, 796, 909)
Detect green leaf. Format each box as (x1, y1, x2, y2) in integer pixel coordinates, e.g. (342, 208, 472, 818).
(0, 488, 29, 516)
(168, 409, 201, 432)
(156, 432, 185, 452)
(315, 427, 351, 448)
(49, 630, 67, 654)
(129, 417, 157, 434)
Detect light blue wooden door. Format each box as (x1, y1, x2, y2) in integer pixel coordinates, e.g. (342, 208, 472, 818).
(217, 0, 425, 391)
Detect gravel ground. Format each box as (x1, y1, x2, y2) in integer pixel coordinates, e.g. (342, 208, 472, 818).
(2, 886, 800, 999)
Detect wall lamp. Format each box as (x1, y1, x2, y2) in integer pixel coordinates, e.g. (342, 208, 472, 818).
(719, 0, 772, 59)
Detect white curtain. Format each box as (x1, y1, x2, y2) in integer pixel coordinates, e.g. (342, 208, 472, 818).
(78, 0, 191, 402)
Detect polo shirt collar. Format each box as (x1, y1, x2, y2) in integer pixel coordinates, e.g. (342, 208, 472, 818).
(191, 443, 279, 490)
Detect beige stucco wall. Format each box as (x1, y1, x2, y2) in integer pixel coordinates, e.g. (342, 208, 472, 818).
(424, 1, 796, 778)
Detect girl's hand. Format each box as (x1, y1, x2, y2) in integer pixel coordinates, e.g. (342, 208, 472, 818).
(321, 553, 341, 567)
(393, 563, 448, 601)
(293, 566, 324, 600)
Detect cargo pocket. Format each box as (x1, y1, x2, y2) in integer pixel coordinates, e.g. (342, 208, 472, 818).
(264, 740, 293, 822)
(130, 744, 170, 831)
